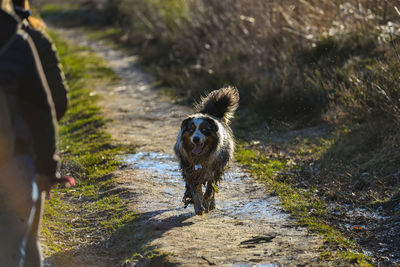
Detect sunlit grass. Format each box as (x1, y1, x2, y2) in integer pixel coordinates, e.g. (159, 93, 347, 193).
(39, 3, 82, 18)
(39, 27, 172, 265)
(40, 30, 135, 258)
(235, 143, 372, 266)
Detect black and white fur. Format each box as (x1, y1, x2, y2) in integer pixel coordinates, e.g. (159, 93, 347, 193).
(174, 87, 239, 215)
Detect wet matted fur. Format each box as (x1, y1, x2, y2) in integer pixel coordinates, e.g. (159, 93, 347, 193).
(174, 87, 239, 215)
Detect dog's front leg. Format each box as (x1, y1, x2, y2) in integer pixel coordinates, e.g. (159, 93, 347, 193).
(182, 183, 193, 208)
(203, 181, 216, 212)
(188, 183, 204, 215)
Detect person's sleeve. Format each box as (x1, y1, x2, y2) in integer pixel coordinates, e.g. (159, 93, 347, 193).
(19, 34, 58, 178)
(27, 27, 68, 121)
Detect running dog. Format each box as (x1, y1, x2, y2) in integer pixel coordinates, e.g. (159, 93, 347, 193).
(174, 87, 239, 215)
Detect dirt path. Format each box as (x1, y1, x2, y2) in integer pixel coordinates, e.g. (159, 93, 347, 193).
(53, 27, 323, 266)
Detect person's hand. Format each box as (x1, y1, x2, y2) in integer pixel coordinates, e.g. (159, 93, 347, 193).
(36, 173, 76, 197)
(57, 175, 76, 188)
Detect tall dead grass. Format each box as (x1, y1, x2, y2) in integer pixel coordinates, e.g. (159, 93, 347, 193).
(97, 0, 397, 121)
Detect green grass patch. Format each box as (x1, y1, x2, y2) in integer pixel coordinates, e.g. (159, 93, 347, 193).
(39, 3, 82, 18)
(235, 144, 372, 266)
(86, 27, 123, 41)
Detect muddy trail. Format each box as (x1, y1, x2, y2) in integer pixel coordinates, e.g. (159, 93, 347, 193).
(48, 27, 323, 266)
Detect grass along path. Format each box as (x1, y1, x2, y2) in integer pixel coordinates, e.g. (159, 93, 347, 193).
(39, 30, 146, 266)
(235, 142, 371, 265)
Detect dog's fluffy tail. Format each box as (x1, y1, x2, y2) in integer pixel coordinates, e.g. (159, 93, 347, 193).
(195, 87, 239, 124)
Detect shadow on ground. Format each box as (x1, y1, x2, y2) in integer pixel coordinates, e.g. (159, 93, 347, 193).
(45, 209, 193, 266)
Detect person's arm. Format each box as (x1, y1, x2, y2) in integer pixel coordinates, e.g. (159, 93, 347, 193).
(18, 33, 58, 178)
(25, 26, 68, 121)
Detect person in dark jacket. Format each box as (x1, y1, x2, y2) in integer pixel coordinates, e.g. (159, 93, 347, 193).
(11, 1, 70, 266)
(0, 0, 59, 266)
(13, 0, 69, 121)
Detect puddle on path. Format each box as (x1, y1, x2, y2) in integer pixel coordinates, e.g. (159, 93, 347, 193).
(121, 152, 288, 222)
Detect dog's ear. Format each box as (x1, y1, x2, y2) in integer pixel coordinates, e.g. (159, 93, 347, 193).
(205, 118, 218, 132)
(181, 118, 192, 131)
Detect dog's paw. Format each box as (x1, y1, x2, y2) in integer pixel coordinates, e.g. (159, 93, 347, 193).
(195, 208, 205, 216)
(193, 203, 205, 215)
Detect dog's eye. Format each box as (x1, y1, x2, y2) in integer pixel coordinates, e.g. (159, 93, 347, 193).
(201, 128, 211, 135)
(187, 125, 195, 133)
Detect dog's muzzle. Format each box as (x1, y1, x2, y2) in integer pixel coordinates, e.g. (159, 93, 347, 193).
(192, 142, 204, 154)
(191, 136, 205, 154)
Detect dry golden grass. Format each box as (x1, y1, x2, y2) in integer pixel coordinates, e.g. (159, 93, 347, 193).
(95, 1, 397, 119)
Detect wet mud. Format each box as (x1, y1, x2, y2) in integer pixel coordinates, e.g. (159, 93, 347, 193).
(121, 152, 287, 222)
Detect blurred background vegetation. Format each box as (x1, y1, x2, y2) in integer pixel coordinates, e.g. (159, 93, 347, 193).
(91, 0, 398, 121)
(90, 0, 400, 185)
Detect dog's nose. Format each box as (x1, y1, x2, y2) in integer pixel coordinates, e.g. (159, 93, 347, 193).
(192, 136, 200, 144)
